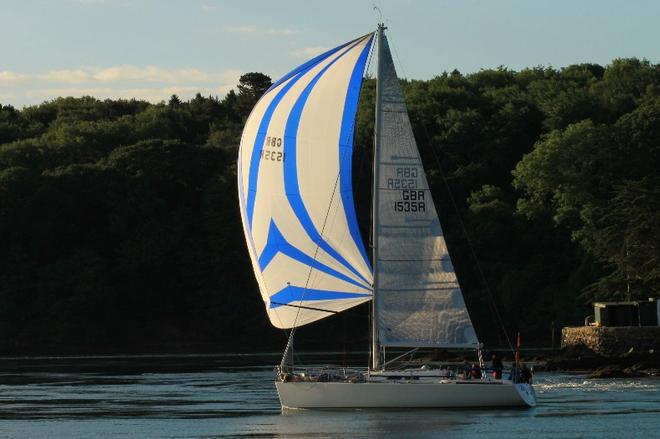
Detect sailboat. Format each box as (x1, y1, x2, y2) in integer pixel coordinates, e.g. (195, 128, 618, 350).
(237, 25, 536, 408)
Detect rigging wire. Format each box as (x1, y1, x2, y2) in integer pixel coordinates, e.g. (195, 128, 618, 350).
(384, 25, 409, 80)
(372, 3, 383, 24)
(279, 148, 342, 369)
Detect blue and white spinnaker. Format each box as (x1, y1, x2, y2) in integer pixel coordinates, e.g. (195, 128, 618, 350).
(238, 34, 375, 329)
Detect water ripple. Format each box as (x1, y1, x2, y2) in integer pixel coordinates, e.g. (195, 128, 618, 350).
(0, 356, 658, 438)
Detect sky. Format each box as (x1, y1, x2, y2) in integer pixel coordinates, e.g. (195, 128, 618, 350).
(1, 0, 660, 107)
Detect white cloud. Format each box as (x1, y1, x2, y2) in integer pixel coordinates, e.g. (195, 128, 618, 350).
(218, 69, 242, 85)
(290, 47, 329, 59)
(2, 66, 241, 86)
(224, 25, 298, 36)
(0, 71, 29, 85)
(201, 3, 217, 11)
(91, 65, 218, 83)
(25, 85, 231, 103)
(2, 66, 244, 106)
(39, 69, 91, 84)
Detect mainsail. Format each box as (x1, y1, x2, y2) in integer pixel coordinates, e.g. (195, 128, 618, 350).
(238, 34, 374, 329)
(373, 32, 478, 348)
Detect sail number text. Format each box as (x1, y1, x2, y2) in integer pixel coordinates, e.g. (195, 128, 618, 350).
(390, 167, 426, 212)
(261, 136, 284, 162)
(394, 190, 426, 212)
(387, 167, 418, 189)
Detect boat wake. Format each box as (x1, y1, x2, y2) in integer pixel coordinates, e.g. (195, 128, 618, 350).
(535, 375, 659, 393)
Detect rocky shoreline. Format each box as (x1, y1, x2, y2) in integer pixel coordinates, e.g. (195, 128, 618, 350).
(412, 346, 660, 379)
(536, 345, 660, 378)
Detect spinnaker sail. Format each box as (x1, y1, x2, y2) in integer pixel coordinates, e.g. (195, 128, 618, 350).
(238, 34, 374, 329)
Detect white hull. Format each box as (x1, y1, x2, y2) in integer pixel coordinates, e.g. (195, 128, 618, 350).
(276, 380, 536, 409)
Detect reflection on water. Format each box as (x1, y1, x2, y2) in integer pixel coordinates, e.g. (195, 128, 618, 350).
(0, 354, 658, 438)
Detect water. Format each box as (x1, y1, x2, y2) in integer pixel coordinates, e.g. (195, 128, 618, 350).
(0, 354, 658, 438)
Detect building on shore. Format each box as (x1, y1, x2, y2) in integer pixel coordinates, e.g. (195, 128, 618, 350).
(562, 298, 660, 356)
(592, 299, 660, 327)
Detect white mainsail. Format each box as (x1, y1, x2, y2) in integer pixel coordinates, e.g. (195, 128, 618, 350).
(373, 33, 478, 348)
(238, 34, 374, 329)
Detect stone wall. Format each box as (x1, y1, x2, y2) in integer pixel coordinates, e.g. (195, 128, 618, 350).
(562, 326, 660, 356)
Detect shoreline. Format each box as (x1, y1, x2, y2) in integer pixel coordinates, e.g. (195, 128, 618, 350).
(1, 348, 658, 378)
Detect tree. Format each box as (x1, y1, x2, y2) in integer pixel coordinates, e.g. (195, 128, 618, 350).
(168, 94, 182, 107)
(587, 178, 660, 298)
(235, 72, 272, 119)
(513, 96, 660, 300)
(237, 72, 272, 100)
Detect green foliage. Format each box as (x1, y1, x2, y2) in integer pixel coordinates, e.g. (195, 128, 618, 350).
(594, 58, 660, 115)
(586, 177, 660, 299)
(0, 87, 272, 353)
(1, 57, 658, 353)
(514, 67, 660, 303)
(0, 104, 23, 144)
(235, 72, 273, 120)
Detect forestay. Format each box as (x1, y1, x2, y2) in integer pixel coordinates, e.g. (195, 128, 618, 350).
(374, 33, 479, 348)
(238, 34, 374, 329)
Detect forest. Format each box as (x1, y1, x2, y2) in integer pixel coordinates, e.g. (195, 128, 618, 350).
(1, 59, 658, 354)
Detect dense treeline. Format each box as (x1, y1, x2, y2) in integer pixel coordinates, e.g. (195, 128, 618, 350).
(1, 60, 658, 354)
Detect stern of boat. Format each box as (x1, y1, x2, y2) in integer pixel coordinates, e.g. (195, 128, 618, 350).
(514, 383, 537, 407)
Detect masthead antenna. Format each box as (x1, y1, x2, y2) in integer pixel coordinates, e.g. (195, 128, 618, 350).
(372, 3, 383, 25)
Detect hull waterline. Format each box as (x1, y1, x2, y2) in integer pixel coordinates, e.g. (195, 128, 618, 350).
(276, 380, 536, 409)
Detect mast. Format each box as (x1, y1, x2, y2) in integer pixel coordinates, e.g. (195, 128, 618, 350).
(371, 23, 386, 371)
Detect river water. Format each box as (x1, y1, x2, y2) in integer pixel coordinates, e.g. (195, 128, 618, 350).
(0, 354, 658, 438)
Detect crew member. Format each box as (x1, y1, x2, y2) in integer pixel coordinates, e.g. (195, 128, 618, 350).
(490, 353, 503, 379)
(470, 363, 481, 379)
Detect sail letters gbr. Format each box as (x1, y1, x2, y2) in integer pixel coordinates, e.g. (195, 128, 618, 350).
(388, 166, 426, 213)
(261, 135, 285, 162)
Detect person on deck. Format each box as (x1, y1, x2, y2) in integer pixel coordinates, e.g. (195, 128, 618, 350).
(520, 363, 532, 384)
(470, 363, 481, 379)
(439, 366, 450, 378)
(490, 353, 503, 379)
(460, 361, 470, 379)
